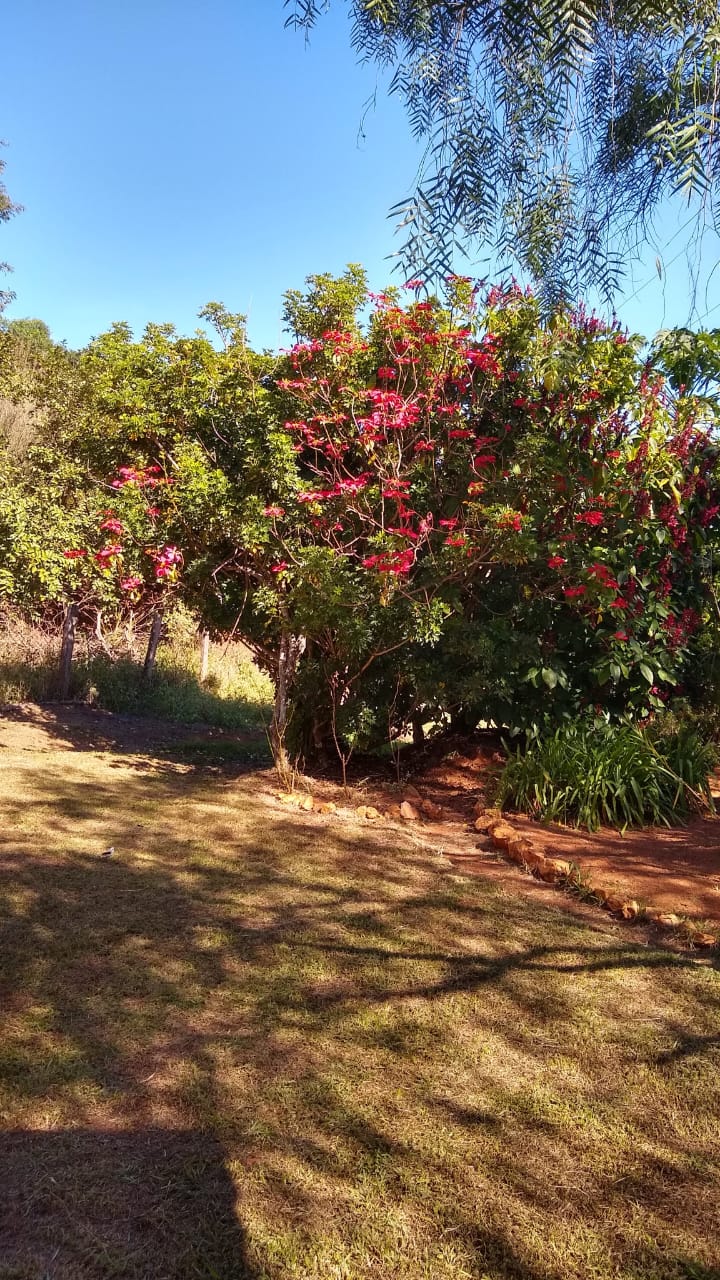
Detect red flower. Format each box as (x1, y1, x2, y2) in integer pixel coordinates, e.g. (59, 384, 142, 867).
(563, 586, 586, 598)
(547, 556, 566, 568)
(376, 367, 397, 380)
(576, 511, 604, 527)
(63, 548, 87, 559)
(263, 505, 285, 518)
(120, 575, 143, 592)
(94, 544, 122, 565)
(100, 518, 124, 535)
(613, 631, 629, 641)
(271, 562, 289, 574)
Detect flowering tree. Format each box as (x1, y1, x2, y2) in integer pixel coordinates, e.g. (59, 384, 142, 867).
(207, 272, 720, 763)
(60, 462, 182, 667)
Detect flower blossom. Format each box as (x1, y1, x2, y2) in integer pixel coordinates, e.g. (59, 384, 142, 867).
(95, 544, 122, 565)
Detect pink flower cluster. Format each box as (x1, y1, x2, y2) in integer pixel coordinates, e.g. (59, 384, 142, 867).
(148, 545, 182, 579)
(111, 464, 165, 490)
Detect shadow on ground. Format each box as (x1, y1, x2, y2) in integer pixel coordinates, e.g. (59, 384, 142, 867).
(0, 1128, 256, 1279)
(1, 705, 719, 1278)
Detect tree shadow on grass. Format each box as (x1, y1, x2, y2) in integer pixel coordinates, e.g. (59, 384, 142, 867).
(0, 1128, 257, 1279)
(0, 700, 270, 771)
(0, 753, 719, 1278)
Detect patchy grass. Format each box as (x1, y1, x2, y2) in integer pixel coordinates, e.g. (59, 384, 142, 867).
(0, 712, 719, 1280)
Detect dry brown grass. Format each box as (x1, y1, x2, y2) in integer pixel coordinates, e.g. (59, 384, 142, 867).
(0, 706, 719, 1280)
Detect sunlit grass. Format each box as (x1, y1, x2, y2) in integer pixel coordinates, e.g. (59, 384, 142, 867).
(0, 714, 718, 1279)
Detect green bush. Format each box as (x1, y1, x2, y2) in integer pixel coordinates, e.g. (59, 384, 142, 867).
(497, 720, 715, 831)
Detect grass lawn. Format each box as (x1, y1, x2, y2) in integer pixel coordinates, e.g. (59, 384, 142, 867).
(0, 712, 719, 1279)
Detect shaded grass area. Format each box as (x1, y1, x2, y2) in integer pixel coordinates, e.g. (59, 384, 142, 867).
(0, 617, 273, 739)
(0, 721, 719, 1279)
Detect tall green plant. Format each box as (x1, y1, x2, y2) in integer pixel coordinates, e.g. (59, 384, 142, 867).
(497, 720, 715, 829)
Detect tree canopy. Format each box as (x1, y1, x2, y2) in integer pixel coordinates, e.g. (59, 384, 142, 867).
(287, 0, 720, 302)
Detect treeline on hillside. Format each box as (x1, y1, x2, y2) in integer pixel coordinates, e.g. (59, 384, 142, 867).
(1, 268, 720, 772)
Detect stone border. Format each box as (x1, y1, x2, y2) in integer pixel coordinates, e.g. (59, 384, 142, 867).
(474, 808, 718, 950)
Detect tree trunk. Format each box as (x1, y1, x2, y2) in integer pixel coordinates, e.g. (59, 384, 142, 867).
(269, 628, 305, 776)
(411, 713, 425, 747)
(143, 610, 164, 681)
(58, 603, 78, 699)
(199, 630, 210, 682)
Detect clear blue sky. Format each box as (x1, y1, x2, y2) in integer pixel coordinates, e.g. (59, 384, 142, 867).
(2, 0, 718, 350)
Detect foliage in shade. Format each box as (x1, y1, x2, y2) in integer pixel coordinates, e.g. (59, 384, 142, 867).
(497, 719, 716, 829)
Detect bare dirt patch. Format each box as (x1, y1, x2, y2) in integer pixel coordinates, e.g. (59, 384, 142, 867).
(318, 737, 720, 929)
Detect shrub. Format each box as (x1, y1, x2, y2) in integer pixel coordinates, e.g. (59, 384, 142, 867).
(497, 720, 715, 830)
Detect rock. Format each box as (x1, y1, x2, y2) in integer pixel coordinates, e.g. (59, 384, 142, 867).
(400, 801, 420, 822)
(488, 821, 517, 850)
(314, 801, 337, 815)
(539, 857, 572, 883)
(688, 931, 718, 948)
(364, 806, 383, 821)
(652, 912, 682, 929)
(298, 795, 314, 811)
(474, 814, 496, 833)
(277, 792, 296, 805)
(402, 785, 422, 803)
(505, 836, 534, 864)
(420, 799, 442, 819)
(385, 804, 404, 819)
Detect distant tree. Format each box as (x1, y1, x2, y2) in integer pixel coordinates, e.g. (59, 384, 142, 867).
(287, 1, 720, 302)
(0, 146, 21, 312)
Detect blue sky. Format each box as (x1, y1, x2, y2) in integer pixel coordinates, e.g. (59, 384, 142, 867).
(2, 0, 718, 350)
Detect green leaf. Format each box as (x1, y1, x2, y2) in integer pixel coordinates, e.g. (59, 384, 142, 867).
(639, 663, 654, 684)
(541, 667, 558, 689)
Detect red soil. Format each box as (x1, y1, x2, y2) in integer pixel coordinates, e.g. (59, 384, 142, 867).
(406, 742, 720, 925)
